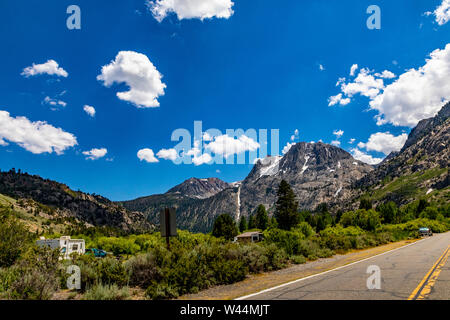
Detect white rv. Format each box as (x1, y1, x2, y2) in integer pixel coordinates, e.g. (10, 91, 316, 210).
(36, 236, 85, 260)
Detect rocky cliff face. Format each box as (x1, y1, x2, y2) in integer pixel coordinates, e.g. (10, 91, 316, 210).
(354, 102, 449, 206)
(121, 177, 235, 233)
(238, 142, 373, 216)
(167, 177, 230, 199)
(123, 142, 373, 232)
(0, 170, 153, 232)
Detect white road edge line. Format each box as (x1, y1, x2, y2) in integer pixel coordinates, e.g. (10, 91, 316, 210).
(235, 237, 429, 300)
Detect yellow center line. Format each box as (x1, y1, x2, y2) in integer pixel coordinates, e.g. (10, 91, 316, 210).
(408, 245, 450, 300)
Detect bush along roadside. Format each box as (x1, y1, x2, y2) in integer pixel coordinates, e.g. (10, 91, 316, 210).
(0, 199, 449, 300)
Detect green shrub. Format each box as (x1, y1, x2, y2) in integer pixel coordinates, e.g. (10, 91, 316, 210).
(307, 254, 318, 261)
(0, 209, 31, 267)
(83, 283, 130, 300)
(95, 237, 140, 256)
(146, 281, 179, 300)
(3, 246, 60, 300)
(237, 244, 269, 273)
(340, 209, 381, 231)
(69, 255, 129, 291)
(379, 218, 449, 240)
(263, 228, 305, 255)
(261, 243, 288, 270)
(97, 257, 128, 286)
(317, 248, 334, 258)
(290, 255, 306, 264)
(125, 252, 161, 288)
(297, 239, 321, 258)
(297, 222, 314, 238)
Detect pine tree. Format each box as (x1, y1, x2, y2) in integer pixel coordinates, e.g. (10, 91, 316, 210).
(254, 204, 269, 230)
(274, 180, 299, 230)
(359, 198, 373, 210)
(268, 216, 278, 229)
(248, 215, 256, 229)
(239, 216, 248, 232)
(212, 214, 238, 240)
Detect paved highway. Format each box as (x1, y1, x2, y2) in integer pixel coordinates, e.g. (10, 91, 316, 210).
(239, 232, 450, 300)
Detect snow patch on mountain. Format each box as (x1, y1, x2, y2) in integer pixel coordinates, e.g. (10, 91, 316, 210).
(301, 155, 310, 174)
(259, 156, 282, 177)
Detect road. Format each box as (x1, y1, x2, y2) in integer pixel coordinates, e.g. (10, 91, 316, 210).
(239, 231, 450, 300)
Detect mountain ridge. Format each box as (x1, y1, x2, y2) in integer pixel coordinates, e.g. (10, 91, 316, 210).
(0, 169, 154, 233)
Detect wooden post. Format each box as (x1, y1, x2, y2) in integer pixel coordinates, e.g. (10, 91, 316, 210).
(165, 208, 170, 251)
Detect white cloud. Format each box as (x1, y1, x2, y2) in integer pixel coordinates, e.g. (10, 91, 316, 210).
(370, 44, 450, 127)
(350, 148, 383, 165)
(290, 129, 300, 141)
(202, 132, 213, 141)
(319, 64, 325, 71)
(148, 0, 234, 22)
(83, 105, 96, 117)
(282, 142, 296, 155)
(97, 51, 166, 108)
(205, 134, 260, 157)
(350, 64, 358, 76)
(340, 97, 351, 106)
(192, 153, 213, 166)
(349, 138, 356, 144)
(83, 148, 107, 160)
(157, 148, 178, 161)
(0, 110, 77, 154)
(374, 70, 396, 79)
(427, 0, 450, 25)
(43, 96, 67, 108)
(331, 140, 341, 147)
(330, 44, 450, 127)
(341, 68, 385, 99)
(328, 93, 350, 106)
(22, 60, 68, 78)
(137, 148, 159, 163)
(186, 141, 212, 165)
(333, 129, 344, 139)
(328, 93, 351, 106)
(357, 132, 408, 155)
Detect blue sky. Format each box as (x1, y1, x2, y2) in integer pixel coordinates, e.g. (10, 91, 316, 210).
(0, 0, 449, 200)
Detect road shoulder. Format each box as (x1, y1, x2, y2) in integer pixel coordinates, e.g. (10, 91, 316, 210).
(179, 239, 420, 300)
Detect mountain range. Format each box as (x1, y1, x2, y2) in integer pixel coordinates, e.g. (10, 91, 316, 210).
(0, 170, 153, 233)
(122, 102, 449, 232)
(1, 103, 448, 234)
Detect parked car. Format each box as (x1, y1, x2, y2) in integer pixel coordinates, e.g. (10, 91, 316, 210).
(419, 227, 433, 237)
(85, 248, 107, 258)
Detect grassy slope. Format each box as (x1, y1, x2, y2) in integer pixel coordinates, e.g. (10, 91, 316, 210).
(362, 167, 448, 205)
(0, 193, 70, 233)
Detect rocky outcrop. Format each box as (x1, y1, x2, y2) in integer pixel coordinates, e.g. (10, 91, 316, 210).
(167, 177, 229, 199)
(354, 102, 449, 206)
(0, 170, 153, 232)
(238, 142, 373, 216)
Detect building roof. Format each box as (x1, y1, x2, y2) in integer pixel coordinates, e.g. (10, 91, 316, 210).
(237, 231, 263, 238)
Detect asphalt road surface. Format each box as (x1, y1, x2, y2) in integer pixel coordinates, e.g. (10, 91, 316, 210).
(240, 231, 450, 300)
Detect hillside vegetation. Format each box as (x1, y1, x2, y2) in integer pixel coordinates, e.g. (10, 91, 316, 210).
(0, 179, 448, 300)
